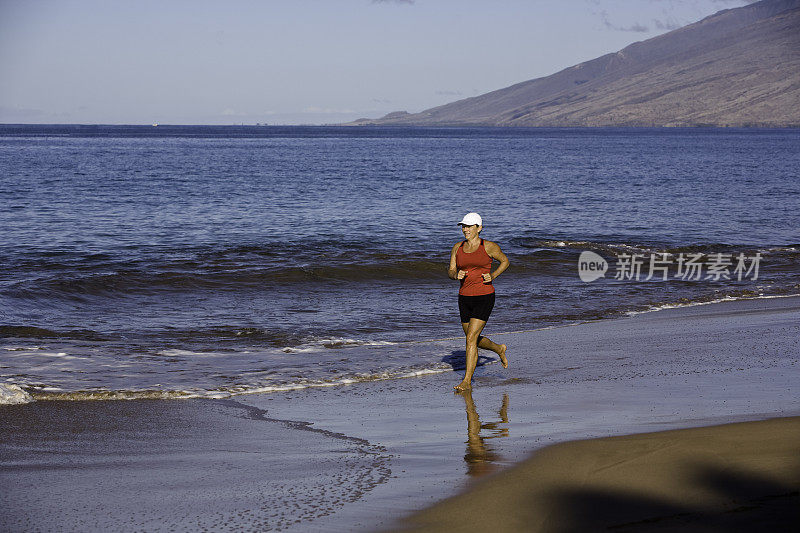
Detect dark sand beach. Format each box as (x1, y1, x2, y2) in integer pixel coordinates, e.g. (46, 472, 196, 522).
(2, 296, 799, 531)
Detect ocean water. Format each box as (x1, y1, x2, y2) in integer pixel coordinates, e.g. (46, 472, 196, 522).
(1, 125, 798, 402)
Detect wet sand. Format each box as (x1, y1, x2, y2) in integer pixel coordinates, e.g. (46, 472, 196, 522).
(401, 416, 800, 532)
(1, 296, 799, 531)
(0, 399, 391, 531)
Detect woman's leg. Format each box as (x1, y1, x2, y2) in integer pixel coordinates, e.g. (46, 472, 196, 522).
(460, 323, 508, 369)
(455, 318, 486, 391)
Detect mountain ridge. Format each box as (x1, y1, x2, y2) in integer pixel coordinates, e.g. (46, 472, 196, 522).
(347, 0, 800, 127)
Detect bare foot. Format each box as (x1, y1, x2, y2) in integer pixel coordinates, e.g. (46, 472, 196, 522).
(453, 381, 472, 392)
(498, 344, 508, 368)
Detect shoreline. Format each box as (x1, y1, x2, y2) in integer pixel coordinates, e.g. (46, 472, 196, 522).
(5, 291, 799, 405)
(1, 295, 798, 531)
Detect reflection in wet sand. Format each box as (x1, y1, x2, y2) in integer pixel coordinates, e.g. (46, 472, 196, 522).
(459, 390, 510, 477)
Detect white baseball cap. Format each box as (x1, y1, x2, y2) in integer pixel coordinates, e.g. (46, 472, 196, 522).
(458, 212, 482, 226)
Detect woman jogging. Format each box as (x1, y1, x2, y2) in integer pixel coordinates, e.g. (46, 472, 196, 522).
(448, 212, 509, 391)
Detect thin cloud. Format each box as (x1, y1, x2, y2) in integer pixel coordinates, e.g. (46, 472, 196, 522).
(647, 0, 753, 5)
(221, 108, 248, 117)
(653, 18, 681, 30)
(600, 11, 650, 32)
(0, 106, 48, 119)
(302, 106, 357, 114)
(436, 90, 462, 96)
(371, 0, 415, 4)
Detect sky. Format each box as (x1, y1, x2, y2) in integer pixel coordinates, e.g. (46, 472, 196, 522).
(0, 0, 755, 125)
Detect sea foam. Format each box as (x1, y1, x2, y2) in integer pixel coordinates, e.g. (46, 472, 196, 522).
(0, 383, 34, 405)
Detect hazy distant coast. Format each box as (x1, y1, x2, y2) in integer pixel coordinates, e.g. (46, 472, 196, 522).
(348, 0, 800, 128)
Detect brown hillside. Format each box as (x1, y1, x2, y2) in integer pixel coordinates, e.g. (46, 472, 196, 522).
(349, 0, 800, 127)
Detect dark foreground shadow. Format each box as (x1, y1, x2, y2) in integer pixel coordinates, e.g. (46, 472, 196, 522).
(400, 420, 800, 532)
(546, 465, 800, 532)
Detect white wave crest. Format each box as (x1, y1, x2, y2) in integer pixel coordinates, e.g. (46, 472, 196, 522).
(0, 383, 34, 405)
(22, 362, 454, 403)
(625, 292, 800, 317)
(281, 336, 395, 354)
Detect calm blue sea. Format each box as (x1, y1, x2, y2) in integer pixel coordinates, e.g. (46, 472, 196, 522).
(1, 125, 798, 401)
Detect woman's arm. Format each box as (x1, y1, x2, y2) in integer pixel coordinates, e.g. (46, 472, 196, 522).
(448, 242, 466, 280)
(483, 241, 509, 281)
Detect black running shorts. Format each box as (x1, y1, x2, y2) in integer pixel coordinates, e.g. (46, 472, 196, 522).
(458, 292, 495, 323)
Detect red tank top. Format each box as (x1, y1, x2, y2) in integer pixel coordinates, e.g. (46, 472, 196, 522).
(456, 239, 495, 296)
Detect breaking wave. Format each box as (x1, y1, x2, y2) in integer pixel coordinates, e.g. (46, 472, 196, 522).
(10, 363, 454, 404)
